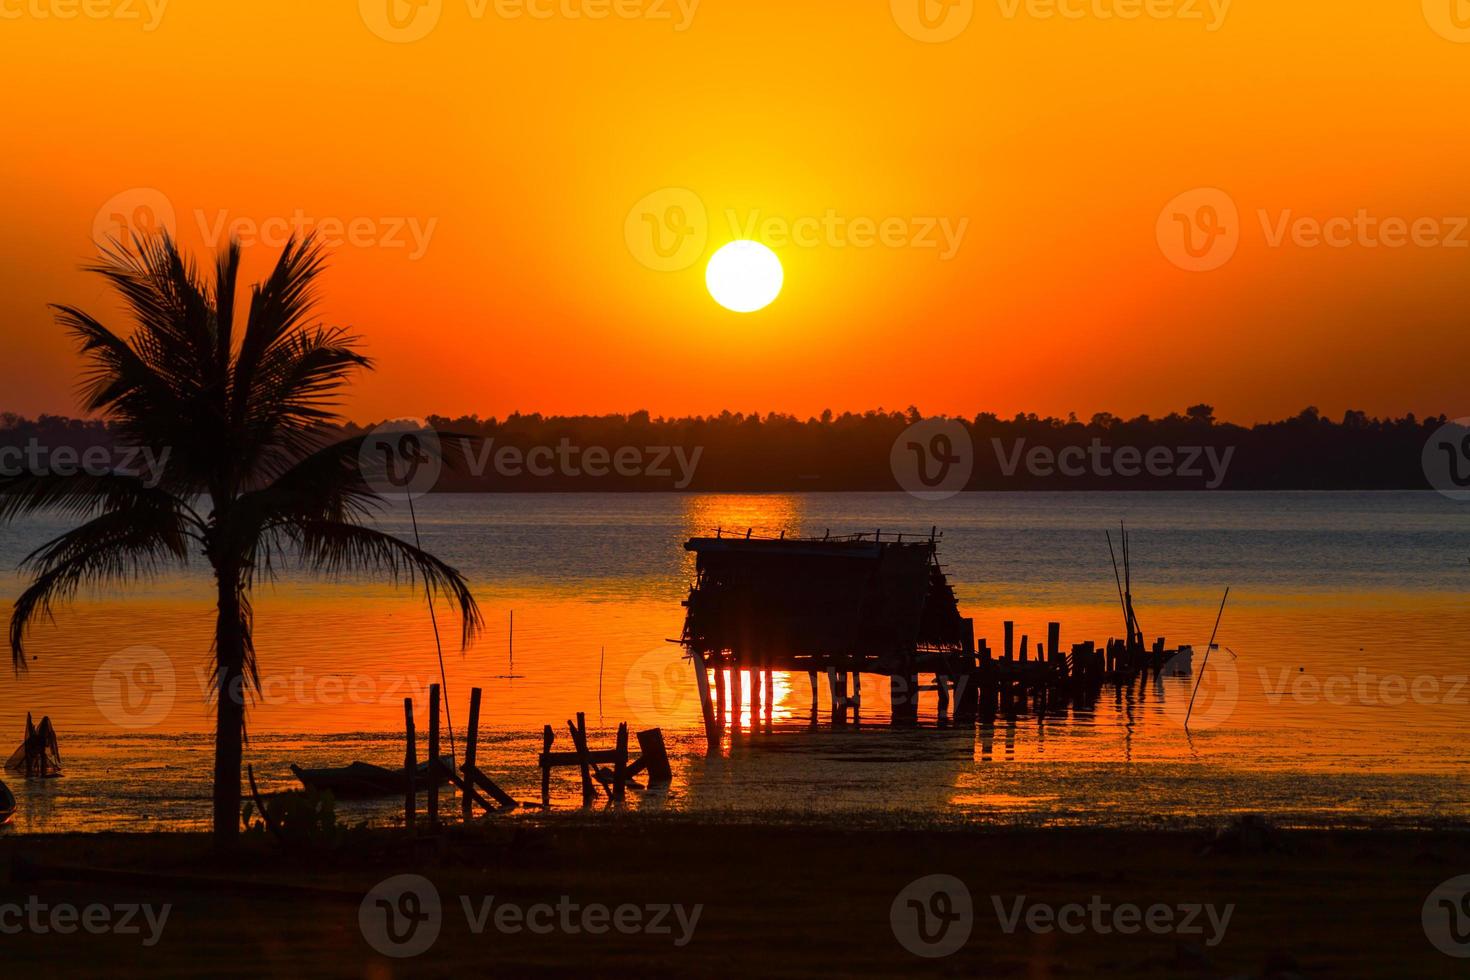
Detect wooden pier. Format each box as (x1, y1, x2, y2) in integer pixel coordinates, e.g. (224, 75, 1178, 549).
(679, 529, 1190, 740)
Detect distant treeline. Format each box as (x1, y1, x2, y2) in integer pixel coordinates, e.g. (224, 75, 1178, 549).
(3, 405, 1458, 492)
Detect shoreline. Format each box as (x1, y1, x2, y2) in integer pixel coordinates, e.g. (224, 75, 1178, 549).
(2, 821, 1466, 976)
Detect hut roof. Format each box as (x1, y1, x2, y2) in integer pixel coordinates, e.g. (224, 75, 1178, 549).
(680, 532, 968, 669)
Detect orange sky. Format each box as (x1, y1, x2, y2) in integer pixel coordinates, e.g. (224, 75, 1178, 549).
(1, 1, 1467, 424)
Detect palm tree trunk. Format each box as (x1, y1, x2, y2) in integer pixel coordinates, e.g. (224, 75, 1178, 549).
(212, 569, 246, 845)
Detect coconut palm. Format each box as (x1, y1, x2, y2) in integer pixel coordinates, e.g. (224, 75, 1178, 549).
(1, 233, 481, 844)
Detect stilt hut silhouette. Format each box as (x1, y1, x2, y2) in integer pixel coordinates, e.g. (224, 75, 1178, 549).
(679, 529, 977, 740)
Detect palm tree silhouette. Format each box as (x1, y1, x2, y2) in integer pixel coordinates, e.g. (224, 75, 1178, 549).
(1, 234, 481, 845)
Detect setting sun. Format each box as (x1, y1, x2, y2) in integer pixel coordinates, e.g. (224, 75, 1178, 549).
(705, 241, 783, 314)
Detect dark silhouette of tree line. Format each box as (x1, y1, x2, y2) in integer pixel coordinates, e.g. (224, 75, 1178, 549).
(3, 403, 1454, 491)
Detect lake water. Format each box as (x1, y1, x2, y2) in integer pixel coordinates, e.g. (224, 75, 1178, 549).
(1, 492, 1468, 832)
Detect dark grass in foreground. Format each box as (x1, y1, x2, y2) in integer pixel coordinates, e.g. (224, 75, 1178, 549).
(1, 820, 1467, 977)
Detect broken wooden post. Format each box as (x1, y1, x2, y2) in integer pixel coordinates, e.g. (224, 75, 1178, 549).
(404, 697, 417, 833)
(569, 712, 596, 805)
(613, 722, 629, 802)
(1048, 622, 1061, 667)
(428, 683, 441, 829)
(1004, 621, 1015, 662)
(636, 728, 673, 784)
(462, 687, 483, 820)
(540, 724, 554, 807)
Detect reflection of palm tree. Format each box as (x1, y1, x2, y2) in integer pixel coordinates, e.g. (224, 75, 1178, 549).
(1, 234, 481, 846)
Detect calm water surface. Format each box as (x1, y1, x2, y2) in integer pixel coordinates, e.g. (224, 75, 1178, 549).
(1, 492, 1467, 832)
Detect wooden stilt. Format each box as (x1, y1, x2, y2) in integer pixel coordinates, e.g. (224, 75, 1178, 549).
(540, 724, 554, 807)
(462, 687, 482, 820)
(613, 723, 630, 802)
(427, 684, 441, 829)
(404, 697, 417, 833)
(713, 661, 727, 729)
(730, 653, 743, 730)
(748, 657, 762, 721)
(692, 654, 718, 750)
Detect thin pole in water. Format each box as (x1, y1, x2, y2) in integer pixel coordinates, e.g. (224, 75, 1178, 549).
(1184, 587, 1231, 731)
(407, 493, 455, 759)
(599, 646, 606, 722)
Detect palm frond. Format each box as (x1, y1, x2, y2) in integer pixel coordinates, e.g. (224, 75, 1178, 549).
(9, 507, 194, 669)
(271, 520, 482, 647)
(0, 470, 205, 531)
(231, 235, 329, 423)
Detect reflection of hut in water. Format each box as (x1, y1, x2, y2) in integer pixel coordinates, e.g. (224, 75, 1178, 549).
(680, 530, 978, 737)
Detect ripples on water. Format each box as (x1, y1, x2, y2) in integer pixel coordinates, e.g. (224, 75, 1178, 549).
(1, 491, 1467, 831)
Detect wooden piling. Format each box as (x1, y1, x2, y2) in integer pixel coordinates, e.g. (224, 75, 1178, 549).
(748, 657, 762, 720)
(713, 661, 727, 728)
(613, 723, 630, 802)
(427, 683, 441, 829)
(568, 712, 596, 805)
(540, 724, 554, 807)
(404, 697, 417, 833)
(1004, 621, 1015, 661)
(730, 654, 743, 729)
(636, 728, 673, 784)
(692, 654, 718, 750)
(462, 687, 482, 820)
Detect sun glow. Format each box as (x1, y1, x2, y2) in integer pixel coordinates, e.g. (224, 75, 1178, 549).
(705, 241, 783, 314)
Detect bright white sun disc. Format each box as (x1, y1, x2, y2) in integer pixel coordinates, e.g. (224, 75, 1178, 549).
(706, 241, 783, 313)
